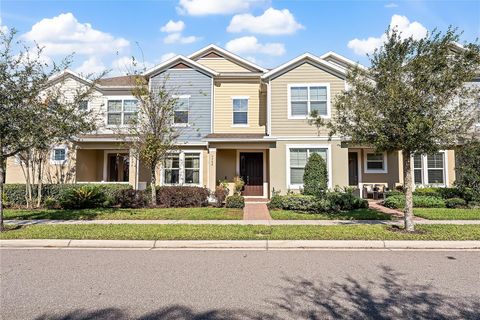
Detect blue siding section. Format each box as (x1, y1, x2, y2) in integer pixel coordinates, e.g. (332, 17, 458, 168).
(150, 69, 212, 142)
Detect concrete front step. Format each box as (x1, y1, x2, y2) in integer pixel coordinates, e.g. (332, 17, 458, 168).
(244, 197, 269, 203)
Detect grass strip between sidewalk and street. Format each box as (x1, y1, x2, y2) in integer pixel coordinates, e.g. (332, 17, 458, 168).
(3, 207, 244, 220)
(414, 208, 480, 220)
(1, 224, 479, 241)
(269, 209, 392, 220)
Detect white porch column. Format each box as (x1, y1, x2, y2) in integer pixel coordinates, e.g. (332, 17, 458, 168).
(208, 148, 217, 191)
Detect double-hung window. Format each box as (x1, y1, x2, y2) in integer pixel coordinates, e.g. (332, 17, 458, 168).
(163, 151, 202, 185)
(288, 147, 328, 187)
(173, 96, 189, 125)
(289, 84, 329, 118)
(364, 152, 387, 173)
(78, 100, 89, 111)
(232, 97, 248, 125)
(164, 154, 180, 184)
(412, 152, 446, 186)
(51, 146, 67, 164)
(107, 98, 138, 125)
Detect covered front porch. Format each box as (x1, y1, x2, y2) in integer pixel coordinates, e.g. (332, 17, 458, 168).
(206, 134, 271, 198)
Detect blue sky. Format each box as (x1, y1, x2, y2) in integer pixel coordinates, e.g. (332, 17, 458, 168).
(1, 0, 479, 76)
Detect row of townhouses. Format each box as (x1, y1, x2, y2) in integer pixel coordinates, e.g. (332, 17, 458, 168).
(6, 44, 474, 198)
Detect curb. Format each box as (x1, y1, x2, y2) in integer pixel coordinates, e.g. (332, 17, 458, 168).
(1, 239, 479, 250)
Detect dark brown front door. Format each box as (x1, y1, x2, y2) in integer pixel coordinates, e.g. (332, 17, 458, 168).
(240, 152, 263, 196)
(107, 153, 129, 182)
(348, 152, 359, 186)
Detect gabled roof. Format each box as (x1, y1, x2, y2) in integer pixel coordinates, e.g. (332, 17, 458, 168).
(98, 75, 140, 87)
(261, 53, 347, 80)
(320, 51, 366, 70)
(48, 69, 96, 86)
(143, 55, 219, 77)
(188, 44, 268, 73)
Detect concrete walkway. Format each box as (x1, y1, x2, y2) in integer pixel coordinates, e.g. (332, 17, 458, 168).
(5, 219, 480, 226)
(243, 200, 272, 220)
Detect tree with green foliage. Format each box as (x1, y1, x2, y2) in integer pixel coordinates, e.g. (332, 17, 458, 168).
(311, 27, 480, 231)
(455, 139, 480, 200)
(303, 153, 328, 197)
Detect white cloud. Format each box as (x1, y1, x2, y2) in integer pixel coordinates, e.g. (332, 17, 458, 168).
(227, 8, 304, 35)
(226, 36, 285, 56)
(75, 56, 106, 74)
(23, 13, 129, 56)
(160, 20, 185, 33)
(161, 52, 177, 62)
(111, 55, 155, 73)
(384, 3, 399, 8)
(164, 32, 200, 44)
(0, 18, 8, 34)
(177, 0, 264, 16)
(348, 15, 427, 56)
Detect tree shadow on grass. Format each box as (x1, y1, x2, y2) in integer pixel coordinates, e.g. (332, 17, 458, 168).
(32, 266, 480, 320)
(5, 208, 119, 220)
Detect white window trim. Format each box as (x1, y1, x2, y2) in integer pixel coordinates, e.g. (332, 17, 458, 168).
(232, 96, 249, 126)
(285, 144, 332, 190)
(50, 145, 68, 165)
(364, 151, 388, 174)
(160, 150, 203, 187)
(287, 83, 331, 120)
(412, 151, 448, 187)
(172, 94, 191, 127)
(104, 96, 138, 127)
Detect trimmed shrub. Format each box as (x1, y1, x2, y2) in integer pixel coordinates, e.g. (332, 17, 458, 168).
(467, 201, 480, 209)
(44, 197, 59, 209)
(268, 193, 368, 213)
(156, 186, 209, 207)
(413, 188, 440, 198)
(267, 195, 284, 210)
(445, 197, 467, 209)
(385, 190, 404, 198)
(116, 189, 148, 208)
(280, 194, 317, 211)
(214, 182, 229, 208)
(383, 195, 446, 209)
(225, 195, 245, 208)
(3, 183, 130, 206)
(303, 153, 328, 197)
(455, 140, 480, 201)
(59, 185, 107, 209)
(326, 192, 369, 211)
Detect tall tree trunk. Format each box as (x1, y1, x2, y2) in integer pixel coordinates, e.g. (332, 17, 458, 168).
(36, 158, 43, 207)
(150, 164, 157, 206)
(402, 150, 415, 232)
(0, 154, 5, 232)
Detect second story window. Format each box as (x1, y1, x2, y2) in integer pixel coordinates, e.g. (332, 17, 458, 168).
(173, 96, 189, 125)
(288, 84, 330, 119)
(107, 99, 138, 125)
(232, 97, 248, 125)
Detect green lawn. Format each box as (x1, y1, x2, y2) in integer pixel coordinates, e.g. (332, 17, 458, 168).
(414, 208, 480, 220)
(3, 207, 244, 220)
(269, 209, 392, 220)
(1, 224, 479, 240)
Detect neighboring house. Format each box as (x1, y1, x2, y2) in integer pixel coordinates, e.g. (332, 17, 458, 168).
(5, 44, 459, 197)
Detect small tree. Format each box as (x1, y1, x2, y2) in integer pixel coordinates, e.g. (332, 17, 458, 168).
(303, 153, 328, 197)
(128, 77, 181, 206)
(455, 139, 480, 200)
(313, 27, 480, 231)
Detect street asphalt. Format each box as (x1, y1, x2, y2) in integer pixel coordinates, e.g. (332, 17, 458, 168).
(1, 249, 479, 320)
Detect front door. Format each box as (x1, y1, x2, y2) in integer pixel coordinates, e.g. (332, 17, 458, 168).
(107, 153, 129, 182)
(348, 152, 359, 186)
(240, 152, 263, 196)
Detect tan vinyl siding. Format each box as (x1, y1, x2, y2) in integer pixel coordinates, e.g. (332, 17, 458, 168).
(197, 58, 251, 72)
(270, 62, 345, 136)
(214, 80, 266, 133)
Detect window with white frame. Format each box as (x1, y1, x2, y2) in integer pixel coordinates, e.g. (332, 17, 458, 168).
(427, 153, 445, 184)
(365, 152, 387, 173)
(51, 147, 67, 164)
(107, 99, 138, 125)
(163, 151, 202, 185)
(412, 152, 446, 186)
(413, 154, 423, 185)
(79, 100, 89, 111)
(232, 98, 248, 125)
(289, 148, 328, 186)
(173, 96, 189, 125)
(184, 153, 200, 184)
(164, 154, 180, 184)
(289, 84, 329, 118)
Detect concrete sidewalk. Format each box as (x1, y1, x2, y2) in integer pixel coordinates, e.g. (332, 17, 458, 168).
(5, 219, 480, 226)
(1, 239, 479, 250)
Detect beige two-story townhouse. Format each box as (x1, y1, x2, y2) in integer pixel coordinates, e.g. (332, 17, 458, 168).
(5, 44, 458, 198)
